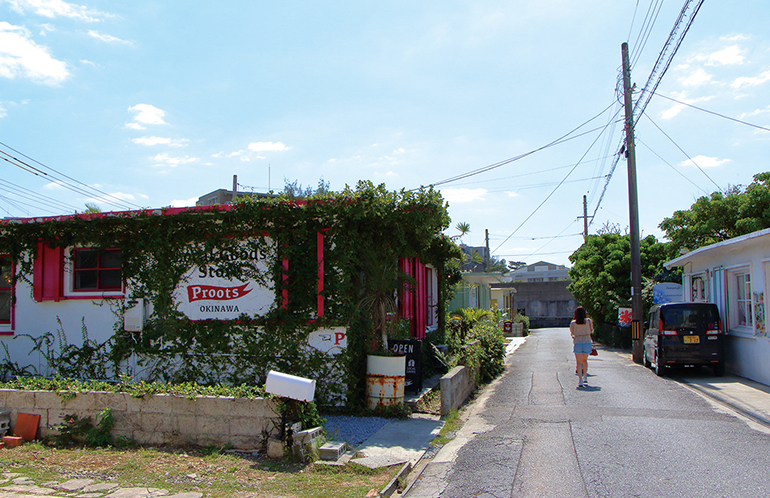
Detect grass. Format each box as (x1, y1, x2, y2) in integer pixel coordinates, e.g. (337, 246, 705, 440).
(430, 409, 462, 446)
(0, 442, 400, 498)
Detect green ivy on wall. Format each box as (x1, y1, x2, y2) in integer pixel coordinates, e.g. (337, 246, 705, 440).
(0, 181, 461, 408)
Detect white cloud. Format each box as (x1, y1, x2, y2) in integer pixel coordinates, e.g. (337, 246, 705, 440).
(124, 122, 145, 130)
(0, 22, 69, 84)
(6, 0, 108, 22)
(127, 104, 167, 126)
(393, 147, 406, 154)
(169, 197, 199, 208)
(731, 70, 770, 89)
(248, 141, 291, 152)
(42, 180, 66, 190)
(132, 136, 188, 147)
(694, 45, 744, 66)
(88, 30, 131, 45)
(151, 153, 198, 166)
(739, 106, 770, 119)
(660, 93, 713, 120)
(228, 150, 243, 157)
(441, 188, 487, 203)
(80, 59, 95, 66)
(678, 67, 712, 87)
(39, 23, 54, 35)
(679, 155, 731, 168)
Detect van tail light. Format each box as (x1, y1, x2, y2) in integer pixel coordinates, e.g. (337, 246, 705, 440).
(707, 319, 722, 335)
(659, 318, 677, 336)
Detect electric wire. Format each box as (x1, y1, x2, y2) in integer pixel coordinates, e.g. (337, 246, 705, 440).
(492, 111, 617, 254)
(630, 0, 666, 70)
(0, 178, 80, 213)
(654, 93, 770, 133)
(425, 101, 619, 188)
(636, 138, 709, 195)
(642, 113, 722, 191)
(0, 141, 143, 211)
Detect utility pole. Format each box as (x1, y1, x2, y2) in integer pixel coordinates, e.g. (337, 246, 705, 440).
(578, 195, 592, 242)
(622, 42, 644, 364)
(484, 229, 490, 272)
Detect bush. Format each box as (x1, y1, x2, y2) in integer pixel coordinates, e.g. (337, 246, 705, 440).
(469, 321, 506, 383)
(512, 312, 530, 336)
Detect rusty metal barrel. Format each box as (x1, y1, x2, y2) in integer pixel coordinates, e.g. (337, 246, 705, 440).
(365, 355, 406, 409)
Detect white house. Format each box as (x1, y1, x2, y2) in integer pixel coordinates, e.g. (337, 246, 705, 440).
(664, 228, 770, 386)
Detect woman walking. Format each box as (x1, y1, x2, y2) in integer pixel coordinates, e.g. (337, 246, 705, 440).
(570, 306, 593, 388)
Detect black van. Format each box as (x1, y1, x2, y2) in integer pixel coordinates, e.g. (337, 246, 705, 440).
(644, 302, 724, 377)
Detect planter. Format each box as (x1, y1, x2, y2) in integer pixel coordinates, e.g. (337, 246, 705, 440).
(365, 354, 406, 410)
(2, 435, 23, 448)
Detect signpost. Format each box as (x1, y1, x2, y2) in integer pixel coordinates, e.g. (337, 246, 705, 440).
(390, 340, 423, 394)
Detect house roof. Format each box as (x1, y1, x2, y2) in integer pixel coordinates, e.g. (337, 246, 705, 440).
(664, 227, 770, 269)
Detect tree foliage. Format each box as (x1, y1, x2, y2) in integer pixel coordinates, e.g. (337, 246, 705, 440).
(660, 172, 770, 253)
(568, 233, 671, 327)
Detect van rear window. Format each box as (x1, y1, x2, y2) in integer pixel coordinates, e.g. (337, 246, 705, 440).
(661, 306, 719, 330)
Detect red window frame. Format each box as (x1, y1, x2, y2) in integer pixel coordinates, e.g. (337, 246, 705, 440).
(0, 254, 13, 330)
(72, 248, 123, 292)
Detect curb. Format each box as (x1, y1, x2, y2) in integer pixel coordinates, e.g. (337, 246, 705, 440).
(377, 461, 412, 497)
(681, 380, 770, 428)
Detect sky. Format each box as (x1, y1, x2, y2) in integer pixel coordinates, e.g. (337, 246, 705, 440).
(1, 0, 769, 268)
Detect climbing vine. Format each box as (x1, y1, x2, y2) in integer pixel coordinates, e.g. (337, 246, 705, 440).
(0, 181, 461, 407)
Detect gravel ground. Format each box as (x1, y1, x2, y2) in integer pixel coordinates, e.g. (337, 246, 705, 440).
(322, 415, 391, 446)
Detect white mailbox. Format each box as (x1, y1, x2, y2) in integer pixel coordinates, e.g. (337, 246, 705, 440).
(265, 370, 316, 402)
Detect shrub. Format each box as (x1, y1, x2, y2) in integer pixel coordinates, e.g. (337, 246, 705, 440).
(469, 321, 506, 383)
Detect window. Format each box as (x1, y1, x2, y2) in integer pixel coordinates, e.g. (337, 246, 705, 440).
(736, 273, 751, 327)
(0, 256, 12, 323)
(727, 267, 753, 334)
(691, 274, 708, 302)
(73, 249, 123, 291)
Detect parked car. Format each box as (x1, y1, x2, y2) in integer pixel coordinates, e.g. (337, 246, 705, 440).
(644, 302, 725, 377)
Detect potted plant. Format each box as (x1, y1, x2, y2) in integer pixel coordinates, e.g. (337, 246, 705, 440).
(355, 258, 415, 409)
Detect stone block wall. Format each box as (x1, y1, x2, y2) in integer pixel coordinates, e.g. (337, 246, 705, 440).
(0, 389, 280, 449)
(440, 366, 476, 416)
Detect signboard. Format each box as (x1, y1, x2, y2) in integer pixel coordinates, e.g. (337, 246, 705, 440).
(618, 308, 632, 328)
(653, 283, 683, 304)
(390, 339, 422, 394)
(307, 328, 347, 355)
(173, 245, 275, 321)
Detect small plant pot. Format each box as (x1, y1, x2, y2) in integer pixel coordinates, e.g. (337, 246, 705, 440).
(2, 436, 23, 448)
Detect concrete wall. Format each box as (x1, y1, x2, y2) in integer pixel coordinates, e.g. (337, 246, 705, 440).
(440, 366, 475, 416)
(0, 389, 280, 449)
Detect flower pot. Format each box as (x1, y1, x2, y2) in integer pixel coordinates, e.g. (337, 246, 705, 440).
(366, 354, 406, 410)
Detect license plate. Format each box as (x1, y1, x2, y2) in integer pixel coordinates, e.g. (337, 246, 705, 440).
(684, 335, 700, 344)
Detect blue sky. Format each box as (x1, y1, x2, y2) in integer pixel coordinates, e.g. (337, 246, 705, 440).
(1, 1, 769, 267)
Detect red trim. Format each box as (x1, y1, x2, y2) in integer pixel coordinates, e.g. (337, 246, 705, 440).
(282, 258, 289, 310)
(33, 242, 63, 302)
(317, 232, 325, 317)
(0, 255, 13, 331)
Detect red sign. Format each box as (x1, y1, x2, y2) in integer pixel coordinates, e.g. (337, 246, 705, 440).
(187, 283, 252, 302)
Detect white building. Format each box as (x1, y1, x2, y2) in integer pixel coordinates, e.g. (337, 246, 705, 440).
(665, 228, 770, 386)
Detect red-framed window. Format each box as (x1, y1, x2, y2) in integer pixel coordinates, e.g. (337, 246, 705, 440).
(0, 255, 12, 325)
(72, 248, 123, 292)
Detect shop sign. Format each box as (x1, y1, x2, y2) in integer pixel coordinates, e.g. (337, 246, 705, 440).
(173, 245, 275, 320)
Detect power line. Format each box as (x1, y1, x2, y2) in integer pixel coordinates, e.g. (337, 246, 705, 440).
(424, 102, 619, 188)
(636, 138, 709, 194)
(0, 141, 143, 212)
(654, 93, 770, 133)
(642, 114, 722, 191)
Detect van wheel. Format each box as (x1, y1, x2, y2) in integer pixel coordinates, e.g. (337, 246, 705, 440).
(655, 357, 666, 377)
(713, 363, 725, 377)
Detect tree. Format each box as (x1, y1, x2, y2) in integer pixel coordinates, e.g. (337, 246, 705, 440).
(660, 172, 770, 253)
(282, 178, 331, 199)
(568, 233, 672, 328)
(507, 261, 526, 271)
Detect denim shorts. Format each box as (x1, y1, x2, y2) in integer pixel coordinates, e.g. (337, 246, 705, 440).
(573, 342, 593, 355)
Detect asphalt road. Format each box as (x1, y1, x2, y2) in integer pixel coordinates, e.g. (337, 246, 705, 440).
(406, 327, 770, 498)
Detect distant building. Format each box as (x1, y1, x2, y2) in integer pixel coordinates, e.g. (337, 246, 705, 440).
(509, 261, 569, 282)
(196, 175, 269, 206)
(492, 261, 576, 327)
(458, 244, 489, 273)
